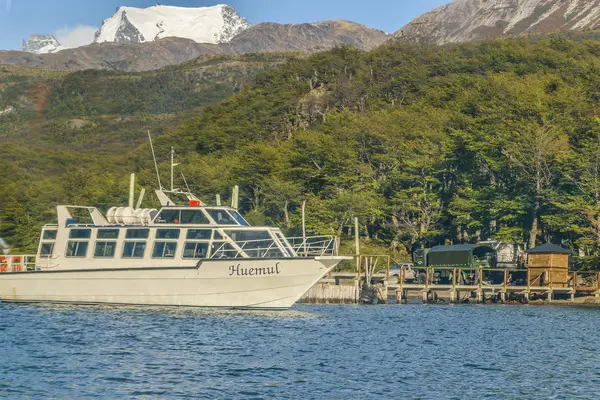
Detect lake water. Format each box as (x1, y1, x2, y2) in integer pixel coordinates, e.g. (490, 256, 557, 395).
(1, 303, 599, 399)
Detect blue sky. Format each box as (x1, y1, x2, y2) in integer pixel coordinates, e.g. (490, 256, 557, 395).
(0, 0, 449, 50)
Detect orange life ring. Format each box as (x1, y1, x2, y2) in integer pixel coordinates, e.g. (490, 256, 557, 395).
(0, 256, 7, 273)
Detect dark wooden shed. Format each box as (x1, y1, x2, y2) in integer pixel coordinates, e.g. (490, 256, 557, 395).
(527, 243, 571, 288)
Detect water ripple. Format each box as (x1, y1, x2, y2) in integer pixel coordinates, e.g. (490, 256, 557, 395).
(0, 304, 599, 399)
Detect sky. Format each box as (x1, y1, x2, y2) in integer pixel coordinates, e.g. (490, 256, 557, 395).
(0, 0, 449, 51)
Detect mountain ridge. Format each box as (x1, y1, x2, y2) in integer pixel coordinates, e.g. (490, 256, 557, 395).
(4, 21, 389, 72)
(395, 0, 600, 44)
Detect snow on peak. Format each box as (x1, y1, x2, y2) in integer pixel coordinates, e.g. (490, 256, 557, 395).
(94, 4, 251, 45)
(22, 34, 61, 54)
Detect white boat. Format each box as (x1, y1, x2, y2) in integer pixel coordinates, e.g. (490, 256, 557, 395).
(0, 147, 350, 309)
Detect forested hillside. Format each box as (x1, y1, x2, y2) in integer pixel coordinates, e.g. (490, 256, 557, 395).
(4, 35, 600, 262)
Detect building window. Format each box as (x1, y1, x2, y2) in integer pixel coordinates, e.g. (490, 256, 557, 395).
(43, 230, 57, 240)
(122, 242, 146, 258)
(95, 242, 117, 258)
(183, 242, 209, 259)
(40, 243, 54, 257)
(156, 229, 180, 239)
(187, 229, 213, 240)
(126, 229, 149, 239)
(66, 241, 88, 258)
(69, 229, 92, 239)
(152, 242, 177, 259)
(98, 229, 120, 239)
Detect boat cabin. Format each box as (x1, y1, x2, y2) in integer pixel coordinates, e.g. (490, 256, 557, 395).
(33, 190, 334, 271)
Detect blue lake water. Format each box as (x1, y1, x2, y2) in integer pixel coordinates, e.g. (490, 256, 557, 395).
(1, 303, 599, 399)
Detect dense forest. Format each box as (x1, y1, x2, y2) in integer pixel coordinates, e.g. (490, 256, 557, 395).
(4, 35, 600, 265)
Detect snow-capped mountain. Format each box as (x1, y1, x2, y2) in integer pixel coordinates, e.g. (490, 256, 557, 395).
(395, 0, 600, 44)
(22, 34, 61, 54)
(94, 4, 251, 45)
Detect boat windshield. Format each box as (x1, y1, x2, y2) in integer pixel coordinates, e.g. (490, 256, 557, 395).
(206, 209, 238, 225)
(154, 209, 210, 225)
(229, 211, 249, 226)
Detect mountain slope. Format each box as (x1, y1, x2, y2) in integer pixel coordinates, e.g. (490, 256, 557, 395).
(227, 21, 388, 53)
(395, 0, 600, 44)
(94, 4, 251, 45)
(0, 22, 389, 72)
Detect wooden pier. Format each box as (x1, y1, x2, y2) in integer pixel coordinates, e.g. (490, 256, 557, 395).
(301, 265, 600, 305)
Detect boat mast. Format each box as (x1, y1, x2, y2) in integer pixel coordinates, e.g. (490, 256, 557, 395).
(148, 130, 163, 190)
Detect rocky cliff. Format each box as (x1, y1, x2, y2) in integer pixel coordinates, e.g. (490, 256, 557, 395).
(395, 0, 600, 44)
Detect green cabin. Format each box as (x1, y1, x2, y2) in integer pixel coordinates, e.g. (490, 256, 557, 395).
(426, 244, 497, 269)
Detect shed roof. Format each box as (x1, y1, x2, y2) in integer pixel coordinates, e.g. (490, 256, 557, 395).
(527, 243, 572, 254)
(429, 244, 476, 253)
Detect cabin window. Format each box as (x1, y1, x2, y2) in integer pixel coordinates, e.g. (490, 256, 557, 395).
(155, 209, 210, 225)
(183, 242, 209, 259)
(97, 229, 120, 239)
(152, 242, 177, 259)
(213, 231, 223, 239)
(122, 242, 146, 258)
(156, 209, 180, 224)
(230, 211, 249, 226)
(156, 229, 180, 239)
(207, 209, 237, 225)
(224, 230, 272, 242)
(66, 241, 88, 258)
(126, 229, 149, 239)
(69, 229, 92, 239)
(210, 242, 238, 258)
(40, 243, 54, 257)
(180, 210, 210, 225)
(94, 242, 117, 258)
(187, 229, 212, 240)
(43, 230, 57, 240)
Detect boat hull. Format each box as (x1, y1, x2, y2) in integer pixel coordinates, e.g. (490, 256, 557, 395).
(0, 257, 348, 309)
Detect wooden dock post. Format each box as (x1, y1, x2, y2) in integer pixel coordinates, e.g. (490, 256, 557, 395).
(449, 290, 456, 304)
(354, 217, 360, 284)
(450, 268, 457, 304)
(477, 267, 483, 304)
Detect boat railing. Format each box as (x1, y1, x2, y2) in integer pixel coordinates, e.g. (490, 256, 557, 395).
(209, 236, 338, 259)
(0, 255, 37, 273)
(211, 238, 288, 259)
(287, 236, 338, 257)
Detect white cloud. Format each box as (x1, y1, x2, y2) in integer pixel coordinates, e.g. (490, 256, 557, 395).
(55, 25, 97, 49)
(5, 0, 11, 12)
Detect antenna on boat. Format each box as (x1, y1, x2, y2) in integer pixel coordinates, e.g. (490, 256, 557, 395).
(129, 174, 136, 209)
(231, 185, 239, 210)
(148, 130, 163, 190)
(181, 172, 191, 194)
(136, 188, 146, 208)
(170, 147, 180, 192)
